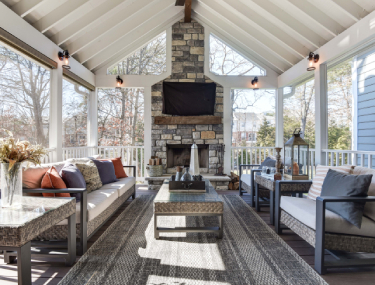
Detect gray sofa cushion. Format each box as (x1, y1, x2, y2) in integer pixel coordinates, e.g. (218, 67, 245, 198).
(321, 169, 372, 228)
(352, 166, 375, 222)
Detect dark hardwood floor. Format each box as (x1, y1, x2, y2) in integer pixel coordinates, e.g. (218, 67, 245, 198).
(1, 185, 374, 284)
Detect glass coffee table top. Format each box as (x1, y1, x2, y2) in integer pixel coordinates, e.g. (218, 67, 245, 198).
(154, 179, 223, 203)
(0, 197, 75, 227)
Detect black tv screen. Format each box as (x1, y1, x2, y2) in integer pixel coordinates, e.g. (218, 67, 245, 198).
(162, 82, 216, 116)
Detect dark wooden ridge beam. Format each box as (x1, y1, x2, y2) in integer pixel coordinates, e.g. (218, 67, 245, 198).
(175, 0, 185, 6)
(154, 116, 222, 125)
(185, 0, 192, 23)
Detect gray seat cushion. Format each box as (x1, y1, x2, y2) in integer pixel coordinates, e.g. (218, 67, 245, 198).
(281, 196, 375, 238)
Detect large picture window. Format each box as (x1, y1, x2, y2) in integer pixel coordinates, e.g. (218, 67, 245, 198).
(62, 78, 89, 147)
(283, 79, 315, 147)
(98, 88, 144, 146)
(0, 42, 50, 146)
(232, 89, 275, 147)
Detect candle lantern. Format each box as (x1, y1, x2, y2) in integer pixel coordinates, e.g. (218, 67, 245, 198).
(284, 128, 309, 180)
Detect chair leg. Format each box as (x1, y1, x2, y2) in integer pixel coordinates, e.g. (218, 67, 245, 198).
(270, 190, 275, 225)
(239, 180, 243, 196)
(255, 183, 260, 212)
(275, 184, 282, 234)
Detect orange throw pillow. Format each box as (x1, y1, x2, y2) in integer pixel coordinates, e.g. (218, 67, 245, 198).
(41, 167, 70, 197)
(111, 157, 127, 178)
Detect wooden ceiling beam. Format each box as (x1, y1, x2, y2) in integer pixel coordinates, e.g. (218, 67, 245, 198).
(185, 0, 192, 22)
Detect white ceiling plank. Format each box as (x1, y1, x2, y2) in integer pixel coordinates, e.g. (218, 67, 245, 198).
(352, 0, 375, 12)
(285, 0, 345, 37)
(75, 0, 179, 64)
(198, 0, 299, 65)
(248, 0, 325, 49)
(33, 0, 90, 33)
(326, 0, 368, 22)
(65, 0, 169, 56)
(90, 11, 183, 72)
(193, 3, 290, 73)
(220, 0, 309, 58)
(49, 0, 134, 46)
(11, 0, 49, 17)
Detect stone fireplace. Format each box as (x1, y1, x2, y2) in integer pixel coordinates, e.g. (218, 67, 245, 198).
(151, 18, 224, 175)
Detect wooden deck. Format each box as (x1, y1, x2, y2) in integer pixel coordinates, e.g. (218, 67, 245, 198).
(1, 185, 374, 284)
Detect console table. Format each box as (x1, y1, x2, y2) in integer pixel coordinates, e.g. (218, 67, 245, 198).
(254, 174, 311, 225)
(154, 179, 223, 239)
(0, 197, 76, 285)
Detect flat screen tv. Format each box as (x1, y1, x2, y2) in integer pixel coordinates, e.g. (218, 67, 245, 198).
(162, 82, 216, 116)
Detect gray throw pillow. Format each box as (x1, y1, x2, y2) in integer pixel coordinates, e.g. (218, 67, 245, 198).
(92, 159, 118, 185)
(320, 169, 372, 228)
(60, 163, 86, 201)
(258, 157, 276, 170)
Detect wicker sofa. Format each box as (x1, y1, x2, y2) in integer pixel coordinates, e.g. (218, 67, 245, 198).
(275, 166, 375, 274)
(22, 158, 136, 255)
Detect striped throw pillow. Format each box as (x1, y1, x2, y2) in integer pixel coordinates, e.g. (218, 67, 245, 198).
(307, 165, 354, 200)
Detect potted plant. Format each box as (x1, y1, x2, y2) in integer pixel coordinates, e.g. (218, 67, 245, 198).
(0, 129, 48, 207)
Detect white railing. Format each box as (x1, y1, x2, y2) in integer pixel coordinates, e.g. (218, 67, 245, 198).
(62, 146, 145, 181)
(323, 149, 375, 168)
(41, 148, 57, 164)
(231, 147, 275, 174)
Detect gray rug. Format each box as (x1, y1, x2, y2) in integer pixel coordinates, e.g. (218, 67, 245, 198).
(59, 195, 327, 285)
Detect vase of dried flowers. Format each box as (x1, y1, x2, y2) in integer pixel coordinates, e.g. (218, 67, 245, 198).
(0, 129, 48, 207)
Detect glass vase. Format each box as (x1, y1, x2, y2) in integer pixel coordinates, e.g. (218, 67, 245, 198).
(181, 167, 192, 181)
(1, 163, 23, 208)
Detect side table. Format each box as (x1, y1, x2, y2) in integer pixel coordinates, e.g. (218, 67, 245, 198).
(254, 174, 311, 225)
(0, 197, 76, 285)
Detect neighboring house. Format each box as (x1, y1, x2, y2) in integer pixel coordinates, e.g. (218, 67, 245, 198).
(232, 112, 275, 146)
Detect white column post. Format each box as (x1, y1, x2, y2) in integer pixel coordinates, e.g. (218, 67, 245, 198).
(314, 64, 328, 165)
(87, 88, 98, 156)
(50, 66, 63, 162)
(275, 88, 284, 148)
(144, 86, 152, 178)
(223, 87, 232, 174)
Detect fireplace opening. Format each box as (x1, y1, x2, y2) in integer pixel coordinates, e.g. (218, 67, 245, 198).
(166, 144, 209, 173)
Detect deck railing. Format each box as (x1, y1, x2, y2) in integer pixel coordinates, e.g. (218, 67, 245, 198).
(322, 149, 375, 168)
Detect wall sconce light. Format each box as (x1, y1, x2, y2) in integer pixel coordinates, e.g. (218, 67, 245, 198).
(116, 75, 123, 87)
(307, 52, 319, 71)
(251, 77, 259, 90)
(58, 50, 71, 69)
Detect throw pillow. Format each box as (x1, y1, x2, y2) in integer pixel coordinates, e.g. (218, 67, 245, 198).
(258, 157, 276, 169)
(352, 166, 375, 222)
(75, 161, 102, 193)
(41, 167, 70, 197)
(92, 159, 117, 185)
(22, 166, 48, 189)
(60, 163, 87, 201)
(320, 169, 372, 228)
(111, 157, 128, 179)
(307, 165, 354, 200)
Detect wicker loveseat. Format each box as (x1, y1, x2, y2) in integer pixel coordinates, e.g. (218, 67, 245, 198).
(275, 166, 375, 274)
(22, 158, 136, 255)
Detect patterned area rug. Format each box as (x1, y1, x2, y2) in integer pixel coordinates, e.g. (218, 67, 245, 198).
(59, 195, 327, 285)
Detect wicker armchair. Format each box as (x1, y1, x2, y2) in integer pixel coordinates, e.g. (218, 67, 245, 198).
(275, 180, 375, 274)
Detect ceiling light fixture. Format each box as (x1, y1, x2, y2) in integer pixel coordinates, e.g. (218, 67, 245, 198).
(307, 52, 319, 71)
(251, 77, 259, 90)
(58, 50, 71, 69)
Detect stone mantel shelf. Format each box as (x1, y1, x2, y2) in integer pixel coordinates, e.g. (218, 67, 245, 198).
(154, 116, 222, 125)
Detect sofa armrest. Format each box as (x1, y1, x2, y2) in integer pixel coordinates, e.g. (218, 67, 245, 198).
(123, 165, 136, 179)
(316, 196, 375, 203)
(23, 188, 87, 194)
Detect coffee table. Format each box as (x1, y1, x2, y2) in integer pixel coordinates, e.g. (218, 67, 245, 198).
(154, 179, 223, 239)
(0, 197, 76, 285)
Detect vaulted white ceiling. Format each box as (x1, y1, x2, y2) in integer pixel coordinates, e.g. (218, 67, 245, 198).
(2, 0, 375, 74)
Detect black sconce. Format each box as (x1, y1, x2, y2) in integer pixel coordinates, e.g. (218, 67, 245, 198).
(251, 77, 259, 90)
(58, 50, 71, 69)
(116, 75, 123, 87)
(307, 52, 319, 71)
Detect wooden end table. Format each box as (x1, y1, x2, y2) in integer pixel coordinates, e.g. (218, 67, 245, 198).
(154, 179, 224, 239)
(254, 174, 312, 225)
(0, 197, 76, 285)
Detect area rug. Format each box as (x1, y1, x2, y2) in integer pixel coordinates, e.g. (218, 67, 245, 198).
(59, 195, 327, 285)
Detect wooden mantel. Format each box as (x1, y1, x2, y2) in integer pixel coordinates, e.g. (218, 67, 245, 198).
(154, 116, 222, 125)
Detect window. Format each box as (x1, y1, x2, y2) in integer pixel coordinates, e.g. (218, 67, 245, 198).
(0, 42, 50, 146)
(232, 89, 275, 147)
(98, 88, 144, 146)
(283, 79, 315, 147)
(327, 59, 353, 150)
(210, 34, 265, 76)
(107, 32, 166, 75)
(62, 79, 89, 147)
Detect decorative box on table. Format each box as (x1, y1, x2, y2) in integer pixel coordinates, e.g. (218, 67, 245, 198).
(169, 175, 206, 193)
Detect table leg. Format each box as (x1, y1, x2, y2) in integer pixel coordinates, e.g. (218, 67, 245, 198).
(218, 214, 223, 239)
(255, 182, 260, 212)
(79, 192, 87, 256)
(154, 214, 159, 239)
(270, 190, 275, 225)
(17, 242, 31, 285)
(67, 213, 76, 266)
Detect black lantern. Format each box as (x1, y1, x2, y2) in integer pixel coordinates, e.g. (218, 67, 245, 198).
(284, 128, 309, 180)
